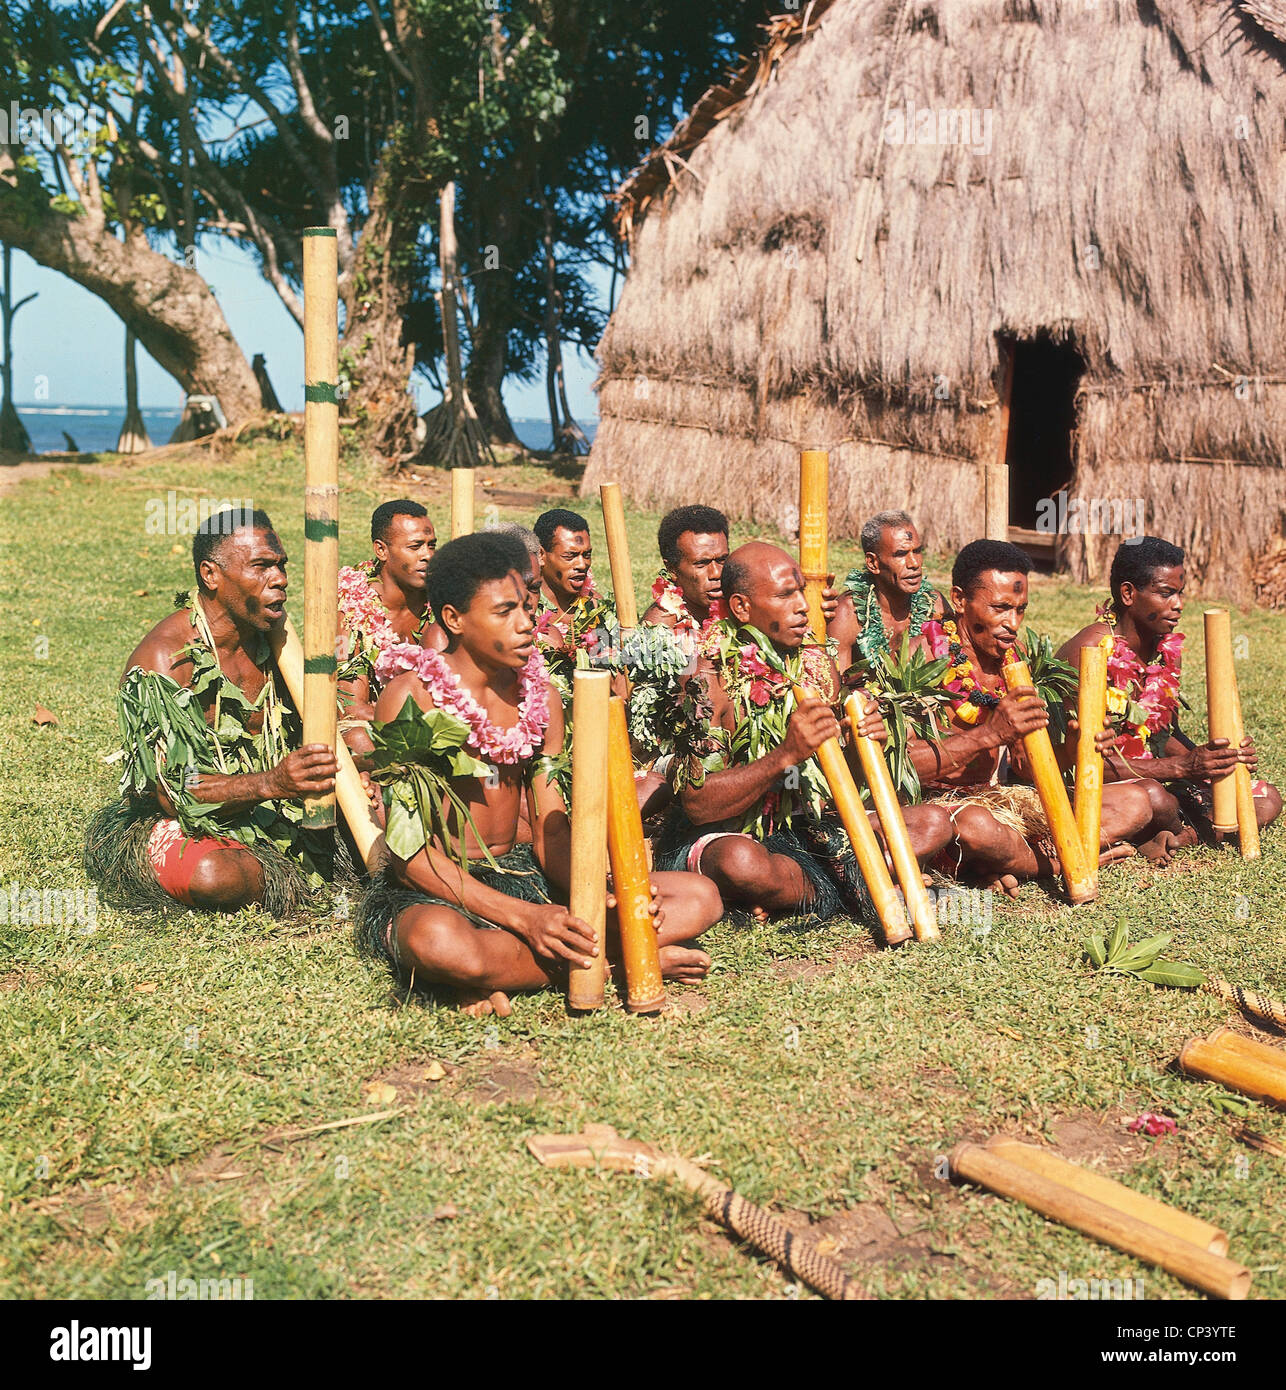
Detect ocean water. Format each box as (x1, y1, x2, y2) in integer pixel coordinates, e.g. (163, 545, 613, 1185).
(11, 405, 596, 456)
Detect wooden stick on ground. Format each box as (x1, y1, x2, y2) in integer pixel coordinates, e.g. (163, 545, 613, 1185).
(451, 468, 475, 539)
(951, 1142, 1251, 1299)
(567, 671, 611, 1011)
(793, 684, 911, 946)
(1074, 644, 1107, 863)
(599, 482, 638, 630)
(844, 691, 937, 942)
(1002, 655, 1097, 904)
(1179, 1028, 1286, 1108)
(302, 227, 340, 831)
(606, 697, 665, 1012)
(984, 1137, 1229, 1255)
(798, 449, 829, 642)
(270, 616, 383, 871)
(1204, 610, 1238, 835)
(528, 1124, 863, 1300)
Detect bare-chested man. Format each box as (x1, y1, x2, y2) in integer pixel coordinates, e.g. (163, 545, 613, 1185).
(85, 509, 338, 914)
(357, 531, 722, 1016)
(1057, 535, 1281, 859)
(654, 541, 953, 925)
(829, 510, 946, 677)
(911, 540, 1155, 896)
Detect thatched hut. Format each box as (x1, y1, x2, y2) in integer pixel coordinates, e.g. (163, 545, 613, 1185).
(585, 0, 1286, 606)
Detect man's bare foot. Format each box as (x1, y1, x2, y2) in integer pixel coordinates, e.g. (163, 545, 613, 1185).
(750, 905, 770, 925)
(658, 944, 712, 983)
(456, 988, 513, 1018)
(1098, 841, 1136, 868)
(1136, 826, 1197, 867)
(987, 873, 1022, 900)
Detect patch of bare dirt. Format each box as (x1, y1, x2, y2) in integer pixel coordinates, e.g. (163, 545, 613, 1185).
(464, 1055, 556, 1107)
(664, 991, 709, 1017)
(989, 1108, 1155, 1172)
(0, 970, 35, 992)
(770, 957, 829, 982)
(365, 1057, 458, 1100)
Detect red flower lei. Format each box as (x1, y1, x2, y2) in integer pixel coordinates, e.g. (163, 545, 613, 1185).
(921, 618, 1002, 725)
(649, 570, 724, 644)
(1103, 626, 1184, 760)
(374, 642, 550, 764)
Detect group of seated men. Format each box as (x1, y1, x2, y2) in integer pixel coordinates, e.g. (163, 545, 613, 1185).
(85, 494, 1279, 1017)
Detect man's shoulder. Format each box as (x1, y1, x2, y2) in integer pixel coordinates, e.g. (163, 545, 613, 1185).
(641, 603, 677, 629)
(1056, 620, 1111, 662)
(375, 668, 433, 721)
(124, 608, 195, 684)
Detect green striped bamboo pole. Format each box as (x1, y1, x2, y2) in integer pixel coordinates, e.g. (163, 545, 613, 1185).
(302, 227, 339, 829)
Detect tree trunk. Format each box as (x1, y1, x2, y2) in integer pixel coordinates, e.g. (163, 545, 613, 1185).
(337, 155, 418, 465)
(418, 182, 494, 472)
(0, 242, 32, 452)
(116, 325, 152, 453)
(0, 154, 259, 423)
(541, 196, 587, 457)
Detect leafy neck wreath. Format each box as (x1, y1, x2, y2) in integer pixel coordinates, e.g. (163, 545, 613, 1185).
(369, 643, 552, 871)
(842, 569, 937, 671)
(650, 569, 725, 643)
(1096, 600, 1184, 760)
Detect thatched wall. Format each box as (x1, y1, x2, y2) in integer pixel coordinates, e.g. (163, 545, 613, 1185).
(585, 0, 1286, 605)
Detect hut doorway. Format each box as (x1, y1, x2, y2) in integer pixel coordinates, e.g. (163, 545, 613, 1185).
(1002, 333, 1085, 560)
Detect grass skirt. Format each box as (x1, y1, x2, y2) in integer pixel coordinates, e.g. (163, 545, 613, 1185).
(358, 844, 553, 972)
(652, 810, 874, 927)
(927, 784, 1056, 861)
(83, 798, 325, 918)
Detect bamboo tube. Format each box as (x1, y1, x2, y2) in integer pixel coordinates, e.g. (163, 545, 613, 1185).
(1074, 645, 1108, 864)
(451, 468, 475, 539)
(606, 697, 665, 1012)
(792, 684, 911, 946)
(1180, 1028, 1286, 1107)
(1203, 610, 1238, 833)
(302, 228, 340, 830)
(567, 672, 611, 1011)
(599, 482, 638, 630)
(1228, 674, 1262, 860)
(985, 1138, 1228, 1256)
(844, 691, 938, 942)
(1002, 657, 1097, 904)
(1213, 1026, 1286, 1069)
(269, 616, 383, 871)
(951, 1142, 1251, 1300)
(798, 450, 829, 642)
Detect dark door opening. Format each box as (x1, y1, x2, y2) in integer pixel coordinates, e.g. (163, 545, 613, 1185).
(1002, 332, 1084, 535)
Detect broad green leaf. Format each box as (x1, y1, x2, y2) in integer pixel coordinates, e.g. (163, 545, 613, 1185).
(1085, 935, 1107, 968)
(1137, 961, 1206, 989)
(1107, 917, 1128, 961)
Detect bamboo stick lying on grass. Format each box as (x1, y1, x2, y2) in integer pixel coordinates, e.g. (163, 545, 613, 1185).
(1179, 1028, 1286, 1108)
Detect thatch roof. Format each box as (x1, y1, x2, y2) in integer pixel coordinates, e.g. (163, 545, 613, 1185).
(587, 0, 1286, 606)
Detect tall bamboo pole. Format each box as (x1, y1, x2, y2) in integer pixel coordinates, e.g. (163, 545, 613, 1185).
(567, 671, 611, 1011)
(606, 697, 665, 1012)
(451, 468, 475, 538)
(270, 616, 383, 870)
(799, 450, 829, 641)
(1228, 663, 1261, 860)
(599, 482, 638, 630)
(844, 691, 937, 941)
(302, 228, 339, 830)
(1203, 610, 1238, 834)
(1074, 645, 1107, 864)
(1002, 657, 1096, 904)
(793, 685, 911, 946)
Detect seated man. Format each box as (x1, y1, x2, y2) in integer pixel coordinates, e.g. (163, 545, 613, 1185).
(655, 541, 953, 925)
(642, 504, 730, 644)
(1057, 536, 1281, 856)
(338, 499, 438, 762)
(357, 532, 721, 1017)
(912, 540, 1156, 896)
(85, 509, 337, 914)
(829, 509, 946, 678)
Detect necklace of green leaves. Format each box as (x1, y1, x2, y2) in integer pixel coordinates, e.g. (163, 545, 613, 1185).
(844, 569, 936, 671)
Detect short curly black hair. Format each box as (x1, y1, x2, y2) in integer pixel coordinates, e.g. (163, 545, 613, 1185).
(192, 508, 276, 590)
(951, 539, 1032, 597)
(656, 505, 729, 568)
(1110, 536, 1185, 601)
(371, 498, 428, 544)
(534, 509, 590, 549)
(426, 532, 530, 618)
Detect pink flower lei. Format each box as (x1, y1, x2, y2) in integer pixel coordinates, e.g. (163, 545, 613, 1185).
(1104, 628, 1184, 759)
(338, 562, 396, 656)
(374, 642, 550, 764)
(650, 569, 724, 642)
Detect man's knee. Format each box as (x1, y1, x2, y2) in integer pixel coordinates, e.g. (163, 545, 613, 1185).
(949, 804, 1000, 851)
(685, 872, 724, 927)
(1257, 782, 1282, 827)
(1103, 781, 1153, 837)
(904, 804, 954, 858)
(185, 847, 264, 910)
(399, 906, 488, 984)
(704, 836, 770, 891)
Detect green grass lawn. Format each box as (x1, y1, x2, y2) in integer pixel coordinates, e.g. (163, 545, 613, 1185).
(2, 436, 1284, 1300)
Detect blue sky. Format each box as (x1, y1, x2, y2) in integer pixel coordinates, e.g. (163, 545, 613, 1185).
(7, 240, 603, 419)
